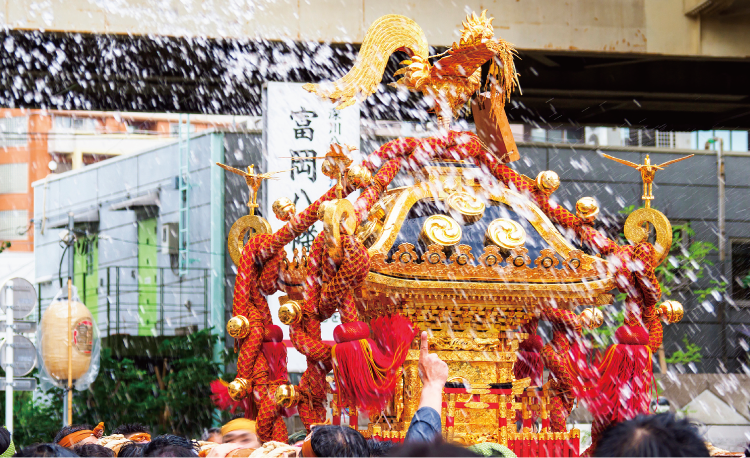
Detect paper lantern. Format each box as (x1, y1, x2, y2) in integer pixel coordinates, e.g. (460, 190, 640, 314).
(40, 298, 93, 381)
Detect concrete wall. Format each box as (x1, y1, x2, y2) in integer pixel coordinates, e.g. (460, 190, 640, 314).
(32, 132, 218, 336)
(3, 0, 750, 58)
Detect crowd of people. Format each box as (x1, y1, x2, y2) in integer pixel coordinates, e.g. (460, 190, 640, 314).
(0, 333, 727, 457)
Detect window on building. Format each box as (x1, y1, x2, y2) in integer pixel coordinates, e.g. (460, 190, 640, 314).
(0, 163, 29, 194)
(0, 210, 29, 240)
(0, 117, 28, 148)
(169, 122, 197, 136)
(731, 240, 750, 306)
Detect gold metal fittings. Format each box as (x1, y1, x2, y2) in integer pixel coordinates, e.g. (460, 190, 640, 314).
(228, 378, 250, 401)
(658, 300, 684, 324)
(347, 165, 372, 189)
(623, 207, 673, 266)
(535, 170, 560, 195)
(579, 307, 604, 329)
(421, 215, 462, 247)
(275, 384, 302, 408)
(576, 197, 599, 223)
(278, 300, 303, 326)
(272, 198, 296, 222)
(447, 191, 485, 223)
(485, 218, 526, 250)
(321, 198, 358, 261)
(226, 315, 251, 339)
(228, 215, 272, 266)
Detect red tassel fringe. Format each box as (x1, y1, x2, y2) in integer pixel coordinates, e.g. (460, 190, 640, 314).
(585, 343, 653, 423)
(210, 379, 244, 414)
(262, 342, 289, 384)
(332, 315, 415, 412)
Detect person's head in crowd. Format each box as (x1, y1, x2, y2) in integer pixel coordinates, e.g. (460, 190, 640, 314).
(287, 431, 307, 447)
(13, 443, 79, 457)
(141, 435, 198, 457)
(0, 426, 15, 457)
(202, 428, 222, 444)
(301, 425, 368, 457)
(593, 412, 710, 457)
(143, 445, 197, 458)
(467, 442, 516, 457)
(220, 418, 261, 449)
(367, 439, 394, 457)
(72, 444, 115, 457)
(112, 424, 151, 443)
(117, 442, 145, 458)
(388, 440, 481, 458)
(55, 423, 105, 448)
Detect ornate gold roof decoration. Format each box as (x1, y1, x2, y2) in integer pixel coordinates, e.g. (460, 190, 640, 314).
(304, 10, 518, 127)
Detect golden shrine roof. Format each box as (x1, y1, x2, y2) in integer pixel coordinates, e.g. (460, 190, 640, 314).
(356, 163, 615, 303)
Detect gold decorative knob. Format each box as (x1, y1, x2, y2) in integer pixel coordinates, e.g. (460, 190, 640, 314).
(275, 384, 302, 408)
(226, 315, 251, 339)
(228, 378, 250, 401)
(576, 197, 599, 223)
(278, 300, 302, 326)
(272, 198, 296, 222)
(658, 300, 683, 324)
(346, 165, 372, 188)
(421, 215, 462, 247)
(579, 307, 604, 329)
(536, 170, 560, 195)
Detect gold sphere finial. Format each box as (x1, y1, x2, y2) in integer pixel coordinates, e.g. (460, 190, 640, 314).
(226, 315, 251, 339)
(658, 300, 684, 324)
(536, 170, 560, 195)
(346, 165, 372, 189)
(272, 198, 296, 222)
(576, 197, 599, 223)
(579, 307, 604, 329)
(275, 384, 301, 408)
(228, 378, 250, 401)
(278, 300, 302, 326)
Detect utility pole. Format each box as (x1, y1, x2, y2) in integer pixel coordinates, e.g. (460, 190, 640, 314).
(706, 138, 727, 367)
(65, 212, 74, 425)
(4, 282, 13, 433)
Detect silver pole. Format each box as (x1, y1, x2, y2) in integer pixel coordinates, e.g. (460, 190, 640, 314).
(4, 281, 13, 433)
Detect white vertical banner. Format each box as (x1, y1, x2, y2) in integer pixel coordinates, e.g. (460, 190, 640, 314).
(263, 82, 361, 373)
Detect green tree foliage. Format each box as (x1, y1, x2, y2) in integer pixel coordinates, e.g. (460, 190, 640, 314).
(0, 241, 10, 253)
(2, 329, 225, 447)
(665, 335, 703, 365)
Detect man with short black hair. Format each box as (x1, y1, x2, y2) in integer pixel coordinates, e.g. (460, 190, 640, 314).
(112, 423, 152, 442)
(73, 443, 116, 457)
(593, 413, 710, 457)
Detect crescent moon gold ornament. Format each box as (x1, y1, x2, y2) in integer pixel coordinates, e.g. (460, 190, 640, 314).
(421, 215, 462, 247)
(321, 198, 358, 262)
(624, 207, 673, 266)
(485, 218, 526, 250)
(446, 191, 485, 223)
(228, 215, 272, 266)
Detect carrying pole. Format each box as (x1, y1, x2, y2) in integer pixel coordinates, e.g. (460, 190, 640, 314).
(67, 212, 74, 425)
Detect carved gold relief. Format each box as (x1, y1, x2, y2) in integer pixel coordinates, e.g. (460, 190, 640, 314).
(421, 215, 462, 246)
(485, 218, 526, 250)
(447, 191, 485, 223)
